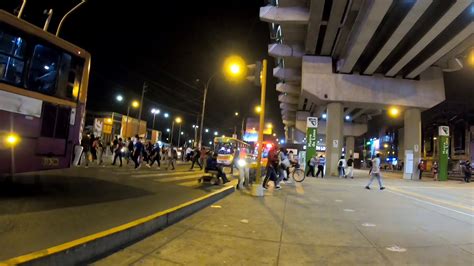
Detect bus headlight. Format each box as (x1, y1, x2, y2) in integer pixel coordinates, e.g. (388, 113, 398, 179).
(237, 159, 246, 167)
(5, 133, 20, 147)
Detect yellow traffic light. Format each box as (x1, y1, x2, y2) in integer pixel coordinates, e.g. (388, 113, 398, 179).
(132, 100, 139, 108)
(223, 55, 247, 81)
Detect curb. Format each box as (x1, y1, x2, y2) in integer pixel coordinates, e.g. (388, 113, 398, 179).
(1, 185, 235, 266)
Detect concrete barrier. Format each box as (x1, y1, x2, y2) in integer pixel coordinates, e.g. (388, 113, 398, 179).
(1, 185, 235, 266)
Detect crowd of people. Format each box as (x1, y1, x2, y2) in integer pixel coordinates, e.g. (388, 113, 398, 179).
(79, 134, 472, 187)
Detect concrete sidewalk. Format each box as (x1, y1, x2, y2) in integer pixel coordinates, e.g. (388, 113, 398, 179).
(95, 172, 474, 265)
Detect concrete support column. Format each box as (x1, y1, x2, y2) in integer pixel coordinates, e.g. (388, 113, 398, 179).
(325, 102, 344, 176)
(345, 136, 355, 156)
(403, 109, 422, 180)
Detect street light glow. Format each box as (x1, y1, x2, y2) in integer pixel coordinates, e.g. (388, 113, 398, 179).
(223, 55, 247, 80)
(205, 128, 209, 133)
(214, 131, 218, 136)
(322, 113, 327, 119)
(266, 123, 273, 129)
(175, 117, 182, 123)
(235, 112, 239, 116)
(166, 128, 170, 132)
(164, 113, 169, 118)
(388, 106, 400, 118)
(151, 108, 160, 114)
(255, 106, 262, 113)
(116, 95, 123, 102)
(131, 100, 139, 108)
(181, 132, 184, 135)
(5, 133, 20, 146)
(345, 115, 351, 121)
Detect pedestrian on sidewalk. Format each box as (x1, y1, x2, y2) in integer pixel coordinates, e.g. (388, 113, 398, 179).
(126, 137, 133, 165)
(147, 142, 161, 169)
(190, 147, 203, 170)
(347, 155, 354, 179)
(80, 133, 91, 168)
(365, 153, 385, 190)
(132, 135, 144, 169)
(432, 161, 439, 181)
(112, 138, 123, 167)
(167, 147, 177, 170)
(96, 138, 104, 165)
(418, 160, 425, 180)
(461, 160, 471, 183)
(316, 155, 325, 178)
(263, 146, 281, 189)
(278, 148, 291, 183)
(338, 155, 347, 178)
(306, 155, 317, 177)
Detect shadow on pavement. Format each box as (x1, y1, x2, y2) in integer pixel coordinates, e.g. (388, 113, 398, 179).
(0, 175, 152, 215)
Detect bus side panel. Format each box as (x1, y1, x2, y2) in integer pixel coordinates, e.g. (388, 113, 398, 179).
(0, 104, 83, 175)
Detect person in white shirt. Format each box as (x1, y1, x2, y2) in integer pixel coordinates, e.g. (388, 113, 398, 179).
(337, 156, 347, 178)
(365, 153, 385, 190)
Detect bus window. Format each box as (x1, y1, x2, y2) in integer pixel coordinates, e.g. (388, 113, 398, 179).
(27, 44, 61, 95)
(0, 31, 25, 85)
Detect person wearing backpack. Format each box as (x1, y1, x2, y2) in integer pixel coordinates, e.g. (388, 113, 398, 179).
(316, 155, 325, 178)
(347, 155, 354, 179)
(337, 156, 347, 178)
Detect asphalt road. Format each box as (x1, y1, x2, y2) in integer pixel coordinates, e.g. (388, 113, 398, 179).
(0, 161, 232, 261)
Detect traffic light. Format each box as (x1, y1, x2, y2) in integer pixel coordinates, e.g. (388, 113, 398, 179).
(246, 61, 262, 86)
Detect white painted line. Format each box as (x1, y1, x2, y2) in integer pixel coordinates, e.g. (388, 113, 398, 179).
(386, 245, 407, 252)
(343, 209, 355, 212)
(387, 190, 474, 218)
(362, 223, 376, 227)
(335, 199, 343, 202)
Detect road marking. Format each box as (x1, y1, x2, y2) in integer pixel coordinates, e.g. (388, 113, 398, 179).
(154, 174, 204, 183)
(335, 199, 343, 202)
(343, 209, 355, 212)
(387, 189, 474, 218)
(386, 245, 407, 252)
(389, 186, 474, 212)
(132, 170, 202, 178)
(362, 223, 376, 227)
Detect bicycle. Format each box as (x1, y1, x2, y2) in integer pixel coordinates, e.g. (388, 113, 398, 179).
(289, 162, 305, 182)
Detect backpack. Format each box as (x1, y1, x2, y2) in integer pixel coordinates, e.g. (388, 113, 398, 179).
(338, 160, 343, 167)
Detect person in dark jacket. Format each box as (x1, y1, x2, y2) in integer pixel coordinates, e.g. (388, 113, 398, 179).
(112, 138, 123, 167)
(205, 153, 229, 183)
(190, 147, 203, 170)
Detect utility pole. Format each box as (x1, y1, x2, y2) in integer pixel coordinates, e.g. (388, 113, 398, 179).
(255, 59, 267, 186)
(136, 82, 147, 136)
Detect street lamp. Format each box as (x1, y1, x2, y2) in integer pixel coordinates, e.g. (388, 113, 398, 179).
(197, 55, 247, 149)
(205, 128, 209, 133)
(214, 131, 218, 136)
(164, 112, 169, 118)
(116, 95, 123, 102)
(235, 112, 239, 116)
(151, 108, 160, 130)
(56, 0, 87, 36)
(123, 99, 139, 138)
(388, 106, 400, 118)
(255, 105, 262, 113)
(171, 117, 182, 147)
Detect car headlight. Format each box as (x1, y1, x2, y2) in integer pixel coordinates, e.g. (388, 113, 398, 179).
(237, 159, 246, 167)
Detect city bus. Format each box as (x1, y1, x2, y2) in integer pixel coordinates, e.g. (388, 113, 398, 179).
(0, 10, 91, 174)
(213, 136, 250, 168)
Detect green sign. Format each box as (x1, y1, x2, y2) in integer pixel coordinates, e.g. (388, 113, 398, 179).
(306, 117, 318, 167)
(438, 126, 449, 181)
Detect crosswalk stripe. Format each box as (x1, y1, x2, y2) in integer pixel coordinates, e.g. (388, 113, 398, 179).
(131, 170, 204, 178)
(154, 173, 205, 182)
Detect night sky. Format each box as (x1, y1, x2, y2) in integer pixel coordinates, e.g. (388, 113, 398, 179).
(2, 0, 282, 143)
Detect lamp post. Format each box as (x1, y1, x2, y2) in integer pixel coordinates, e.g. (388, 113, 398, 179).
(123, 100, 139, 138)
(171, 117, 182, 146)
(151, 108, 160, 130)
(255, 59, 267, 185)
(56, 0, 87, 36)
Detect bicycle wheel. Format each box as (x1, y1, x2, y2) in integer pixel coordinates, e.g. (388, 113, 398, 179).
(292, 168, 305, 182)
